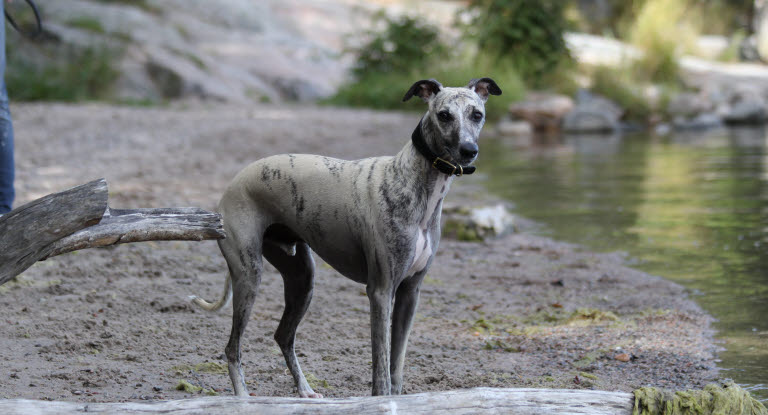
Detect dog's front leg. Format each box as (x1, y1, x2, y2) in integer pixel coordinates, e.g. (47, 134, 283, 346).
(367, 282, 393, 395)
(389, 272, 424, 394)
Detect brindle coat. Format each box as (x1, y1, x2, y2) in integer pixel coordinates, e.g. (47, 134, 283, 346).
(191, 78, 501, 397)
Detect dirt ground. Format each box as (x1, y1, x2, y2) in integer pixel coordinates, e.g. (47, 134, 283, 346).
(0, 102, 719, 402)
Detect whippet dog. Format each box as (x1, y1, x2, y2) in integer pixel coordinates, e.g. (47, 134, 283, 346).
(191, 78, 502, 397)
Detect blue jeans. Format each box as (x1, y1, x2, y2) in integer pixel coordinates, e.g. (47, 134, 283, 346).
(0, 0, 14, 214)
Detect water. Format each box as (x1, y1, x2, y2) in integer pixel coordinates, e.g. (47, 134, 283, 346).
(477, 127, 768, 401)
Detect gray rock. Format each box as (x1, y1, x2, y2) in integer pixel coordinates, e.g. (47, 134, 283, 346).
(495, 118, 533, 137)
(720, 91, 768, 124)
(672, 112, 724, 130)
(32, 0, 356, 103)
(508, 93, 574, 131)
(442, 204, 515, 241)
(562, 90, 622, 133)
(667, 92, 714, 118)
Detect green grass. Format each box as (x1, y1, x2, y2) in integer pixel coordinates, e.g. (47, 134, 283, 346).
(66, 17, 105, 34)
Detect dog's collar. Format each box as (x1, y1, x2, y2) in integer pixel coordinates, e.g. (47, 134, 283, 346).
(411, 120, 475, 176)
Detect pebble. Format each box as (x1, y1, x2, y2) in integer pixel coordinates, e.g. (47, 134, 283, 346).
(615, 353, 631, 362)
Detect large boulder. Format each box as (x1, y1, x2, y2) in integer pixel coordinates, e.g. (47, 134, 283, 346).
(508, 93, 574, 131)
(27, 0, 359, 103)
(562, 89, 623, 133)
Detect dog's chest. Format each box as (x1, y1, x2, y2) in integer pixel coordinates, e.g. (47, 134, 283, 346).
(407, 175, 450, 276)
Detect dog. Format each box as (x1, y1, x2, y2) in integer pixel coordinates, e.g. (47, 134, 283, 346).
(190, 78, 501, 397)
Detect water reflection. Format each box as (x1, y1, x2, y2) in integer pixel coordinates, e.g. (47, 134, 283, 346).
(479, 127, 768, 401)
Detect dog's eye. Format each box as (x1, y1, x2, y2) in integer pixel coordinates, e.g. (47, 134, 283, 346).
(471, 111, 484, 122)
(437, 111, 453, 123)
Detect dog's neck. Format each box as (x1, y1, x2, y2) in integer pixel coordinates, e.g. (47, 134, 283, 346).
(394, 119, 448, 178)
(409, 119, 476, 176)
(391, 119, 456, 213)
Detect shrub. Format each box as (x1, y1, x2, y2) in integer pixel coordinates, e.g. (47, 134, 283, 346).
(327, 52, 525, 119)
(327, 10, 525, 117)
(626, 0, 699, 83)
(350, 11, 446, 80)
(590, 65, 653, 122)
(6, 43, 120, 101)
(458, 0, 570, 84)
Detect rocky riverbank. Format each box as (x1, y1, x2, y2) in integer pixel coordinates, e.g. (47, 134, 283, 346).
(0, 102, 719, 401)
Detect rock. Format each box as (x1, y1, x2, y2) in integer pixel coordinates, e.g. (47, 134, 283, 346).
(31, 0, 358, 103)
(756, 0, 768, 61)
(442, 204, 515, 241)
(672, 112, 723, 130)
(720, 90, 768, 124)
(694, 36, 729, 61)
(666, 92, 713, 118)
(495, 118, 533, 137)
(562, 90, 622, 133)
(653, 123, 672, 136)
(615, 353, 631, 362)
(508, 93, 574, 131)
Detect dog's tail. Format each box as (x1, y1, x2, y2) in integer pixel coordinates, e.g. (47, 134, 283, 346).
(189, 273, 232, 312)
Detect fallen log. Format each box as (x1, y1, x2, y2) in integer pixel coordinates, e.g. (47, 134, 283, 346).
(0, 179, 225, 285)
(0, 387, 635, 415)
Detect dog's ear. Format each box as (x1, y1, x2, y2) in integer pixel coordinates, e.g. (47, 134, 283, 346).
(402, 79, 443, 102)
(467, 78, 502, 102)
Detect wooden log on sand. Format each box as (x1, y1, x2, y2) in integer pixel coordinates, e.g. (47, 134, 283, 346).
(0, 179, 225, 285)
(0, 387, 636, 415)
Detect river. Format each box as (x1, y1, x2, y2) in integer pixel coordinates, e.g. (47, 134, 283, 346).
(478, 126, 768, 401)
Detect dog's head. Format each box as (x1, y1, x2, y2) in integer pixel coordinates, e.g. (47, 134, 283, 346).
(403, 78, 501, 166)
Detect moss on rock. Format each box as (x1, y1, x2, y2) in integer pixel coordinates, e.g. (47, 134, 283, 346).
(633, 381, 767, 415)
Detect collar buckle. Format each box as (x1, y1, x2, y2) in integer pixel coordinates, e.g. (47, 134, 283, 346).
(433, 157, 457, 175)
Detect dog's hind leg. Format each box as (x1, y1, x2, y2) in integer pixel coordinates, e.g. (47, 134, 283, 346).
(218, 229, 263, 397)
(263, 236, 321, 398)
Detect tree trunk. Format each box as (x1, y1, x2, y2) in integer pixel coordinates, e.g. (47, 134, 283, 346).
(0, 387, 635, 415)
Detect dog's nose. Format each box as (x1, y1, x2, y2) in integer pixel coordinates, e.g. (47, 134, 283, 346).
(459, 142, 478, 159)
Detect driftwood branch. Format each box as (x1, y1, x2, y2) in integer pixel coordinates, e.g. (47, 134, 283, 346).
(45, 207, 226, 259)
(0, 179, 108, 286)
(0, 387, 635, 415)
(0, 179, 225, 285)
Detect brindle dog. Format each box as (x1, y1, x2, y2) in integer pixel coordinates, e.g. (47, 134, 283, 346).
(191, 78, 501, 397)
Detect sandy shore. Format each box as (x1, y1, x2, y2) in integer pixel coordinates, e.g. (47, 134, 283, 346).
(0, 102, 718, 401)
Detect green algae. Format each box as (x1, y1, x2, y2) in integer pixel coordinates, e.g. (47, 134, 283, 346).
(442, 219, 483, 242)
(175, 379, 201, 393)
(175, 379, 218, 396)
(633, 381, 767, 415)
(305, 372, 332, 390)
